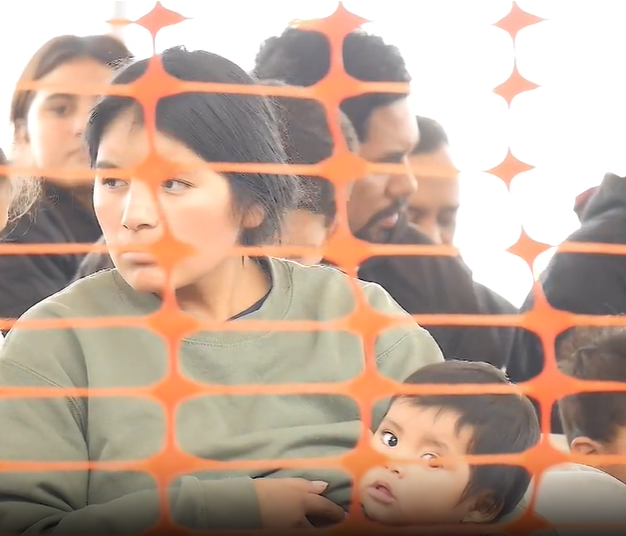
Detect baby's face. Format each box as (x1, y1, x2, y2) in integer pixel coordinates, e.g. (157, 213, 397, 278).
(360, 400, 477, 526)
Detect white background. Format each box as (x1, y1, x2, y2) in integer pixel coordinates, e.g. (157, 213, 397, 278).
(2, 0, 625, 307)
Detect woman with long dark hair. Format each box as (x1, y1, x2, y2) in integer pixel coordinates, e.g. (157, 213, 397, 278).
(0, 47, 442, 532)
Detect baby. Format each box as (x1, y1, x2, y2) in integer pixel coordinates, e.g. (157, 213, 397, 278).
(360, 360, 539, 526)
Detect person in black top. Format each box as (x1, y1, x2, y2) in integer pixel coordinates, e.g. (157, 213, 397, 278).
(252, 27, 520, 369)
(0, 34, 133, 323)
(404, 116, 519, 367)
(508, 172, 626, 432)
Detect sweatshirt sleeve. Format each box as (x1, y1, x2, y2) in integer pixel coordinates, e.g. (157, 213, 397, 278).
(362, 279, 444, 374)
(361, 281, 444, 427)
(0, 306, 262, 533)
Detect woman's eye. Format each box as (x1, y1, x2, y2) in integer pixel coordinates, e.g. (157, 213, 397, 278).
(381, 431, 398, 448)
(101, 178, 126, 189)
(162, 179, 190, 192)
(50, 105, 70, 117)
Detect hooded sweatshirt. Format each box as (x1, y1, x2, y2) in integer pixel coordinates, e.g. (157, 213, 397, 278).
(508, 173, 626, 431)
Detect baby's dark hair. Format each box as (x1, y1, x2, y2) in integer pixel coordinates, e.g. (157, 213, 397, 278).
(259, 79, 358, 226)
(396, 360, 539, 520)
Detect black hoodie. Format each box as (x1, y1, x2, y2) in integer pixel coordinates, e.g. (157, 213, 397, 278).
(358, 212, 520, 370)
(508, 173, 626, 431)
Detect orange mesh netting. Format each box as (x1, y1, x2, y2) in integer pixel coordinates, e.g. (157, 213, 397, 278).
(2, 1, 624, 535)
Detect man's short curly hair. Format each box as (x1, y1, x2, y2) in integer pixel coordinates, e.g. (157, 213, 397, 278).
(259, 79, 358, 225)
(253, 27, 411, 143)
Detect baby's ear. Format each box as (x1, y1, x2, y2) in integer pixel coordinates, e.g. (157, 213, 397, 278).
(571, 436, 603, 456)
(462, 493, 502, 523)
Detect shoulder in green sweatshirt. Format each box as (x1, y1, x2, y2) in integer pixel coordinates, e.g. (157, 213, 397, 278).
(0, 257, 442, 533)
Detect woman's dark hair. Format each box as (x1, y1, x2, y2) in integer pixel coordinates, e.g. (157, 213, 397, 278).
(85, 46, 299, 246)
(258, 78, 358, 226)
(11, 34, 133, 129)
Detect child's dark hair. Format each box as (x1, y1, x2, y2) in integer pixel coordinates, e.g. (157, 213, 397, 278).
(258, 79, 358, 226)
(557, 327, 626, 446)
(397, 360, 539, 520)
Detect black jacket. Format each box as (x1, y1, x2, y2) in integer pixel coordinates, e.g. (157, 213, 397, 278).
(508, 173, 626, 431)
(0, 183, 101, 322)
(358, 213, 519, 369)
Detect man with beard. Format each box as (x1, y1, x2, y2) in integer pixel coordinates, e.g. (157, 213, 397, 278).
(253, 27, 520, 369)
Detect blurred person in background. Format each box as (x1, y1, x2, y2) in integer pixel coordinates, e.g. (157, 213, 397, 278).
(0, 34, 133, 324)
(407, 116, 459, 244)
(509, 172, 626, 432)
(408, 116, 519, 362)
(254, 29, 519, 368)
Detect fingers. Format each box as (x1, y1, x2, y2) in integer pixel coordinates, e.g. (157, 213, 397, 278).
(302, 493, 346, 523)
(296, 517, 315, 529)
(283, 478, 329, 494)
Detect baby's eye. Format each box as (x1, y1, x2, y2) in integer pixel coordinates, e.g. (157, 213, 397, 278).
(380, 431, 398, 448)
(421, 452, 442, 467)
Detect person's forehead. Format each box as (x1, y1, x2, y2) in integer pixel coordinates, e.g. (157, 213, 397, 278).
(36, 58, 112, 90)
(409, 181, 459, 210)
(97, 111, 201, 169)
(364, 98, 418, 158)
(410, 146, 457, 175)
(387, 401, 471, 442)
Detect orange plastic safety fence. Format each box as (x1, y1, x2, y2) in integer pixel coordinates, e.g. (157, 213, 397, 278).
(2, 2, 624, 535)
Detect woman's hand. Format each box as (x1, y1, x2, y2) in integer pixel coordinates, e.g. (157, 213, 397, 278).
(254, 478, 346, 529)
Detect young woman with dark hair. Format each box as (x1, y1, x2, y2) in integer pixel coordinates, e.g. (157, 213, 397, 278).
(0, 47, 442, 532)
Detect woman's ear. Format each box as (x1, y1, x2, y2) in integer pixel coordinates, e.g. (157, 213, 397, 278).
(461, 493, 502, 524)
(241, 204, 265, 230)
